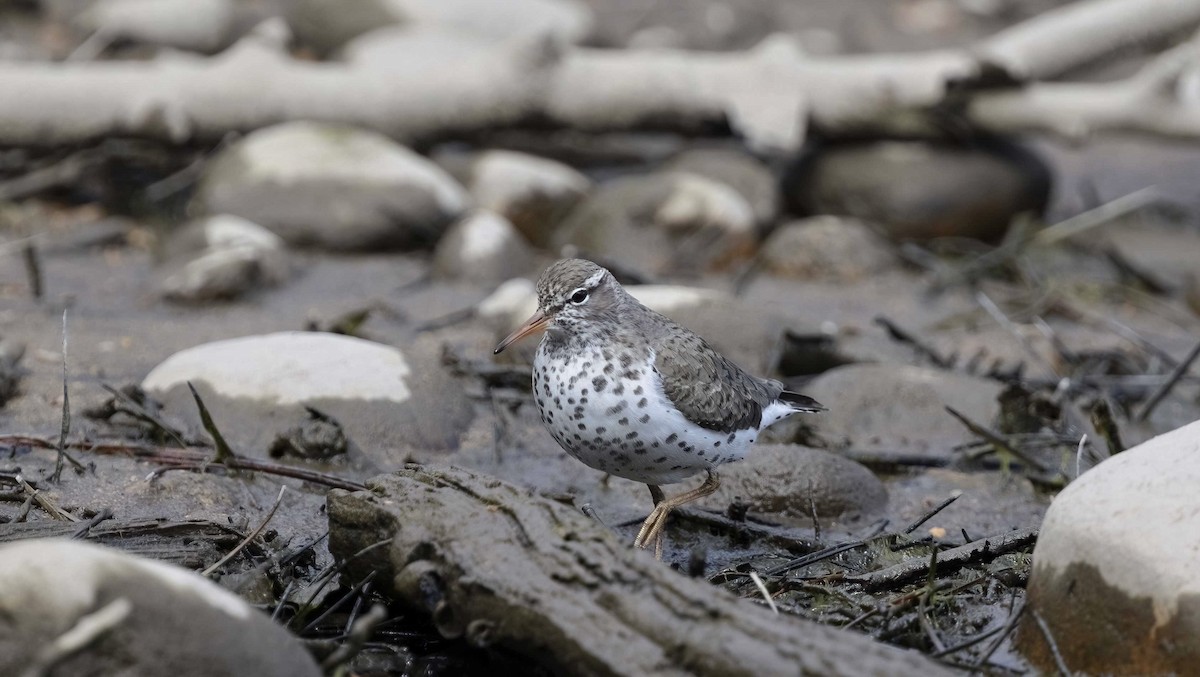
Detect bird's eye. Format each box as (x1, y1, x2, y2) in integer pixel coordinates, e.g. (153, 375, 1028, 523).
(570, 289, 589, 304)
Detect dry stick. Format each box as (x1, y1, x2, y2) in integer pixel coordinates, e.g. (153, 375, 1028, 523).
(976, 291, 1060, 379)
(21, 241, 42, 300)
(201, 485, 287, 577)
(16, 475, 79, 522)
(1137, 338, 1200, 421)
(847, 527, 1038, 591)
(944, 406, 1051, 474)
(874, 316, 953, 369)
(1033, 187, 1160, 247)
(974, 599, 1027, 667)
(905, 495, 960, 535)
(748, 571, 779, 614)
(1032, 609, 1072, 677)
(301, 570, 379, 634)
(71, 508, 113, 539)
(319, 604, 387, 671)
(187, 382, 236, 464)
(99, 383, 192, 449)
(20, 597, 132, 677)
(53, 310, 85, 482)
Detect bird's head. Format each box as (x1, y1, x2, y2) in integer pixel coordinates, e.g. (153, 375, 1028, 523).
(494, 258, 620, 354)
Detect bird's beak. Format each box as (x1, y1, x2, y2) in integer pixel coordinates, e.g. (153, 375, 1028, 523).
(494, 309, 549, 354)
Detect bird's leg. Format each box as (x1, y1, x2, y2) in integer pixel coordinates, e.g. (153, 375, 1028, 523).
(647, 484, 666, 559)
(634, 471, 721, 558)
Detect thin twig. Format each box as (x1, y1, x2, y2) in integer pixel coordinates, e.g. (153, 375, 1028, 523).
(319, 604, 387, 670)
(905, 495, 960, 535)
(22, 242, 42, 300)
(187, 382, 236, 464)
(202, 486, 287, 576)
(1033, 186, 1159, 247)
(748, 571, 778, 614)
(53, 310, 85, 482)
(1137, 339, 1200, 421)
(945, 406, 1051, 473)
(1032, 609, 1072, 676)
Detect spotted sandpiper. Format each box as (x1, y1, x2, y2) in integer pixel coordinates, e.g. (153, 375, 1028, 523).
(494, 259, 825, 558)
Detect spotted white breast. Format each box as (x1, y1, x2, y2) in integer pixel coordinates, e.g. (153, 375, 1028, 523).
(532, 347, 768, 485)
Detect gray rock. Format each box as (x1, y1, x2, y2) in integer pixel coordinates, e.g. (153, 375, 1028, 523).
(711, 444, 886, 522)
(157, 214, 290, 302)
(451, 149, 591, 247)
(1018, 419, 1200, 675)
(802, 364, 1003, 455)
(783, 139, 1051, 241)
(141, 332, 474, 465)
(0, 539, 319, 677)
(432, 210, 536, 283)
(664, 147, 778, 227)
(554, 172, 757, 275)
(76, 0, 235, 52)
(760, 217, 896, 281)
(193, 122, 468, 252)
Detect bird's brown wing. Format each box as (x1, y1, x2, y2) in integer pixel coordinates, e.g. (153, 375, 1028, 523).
(652, 329, 779, 433)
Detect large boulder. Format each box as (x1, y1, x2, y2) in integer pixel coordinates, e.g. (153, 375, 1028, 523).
(431, 210, 537, 283)
(142, 332, 474, 466)
(760, 216, 896, 282)
(1018, 419, 1200, 675)
(193, 122, 468, 251)
(0, 539, 319, 677)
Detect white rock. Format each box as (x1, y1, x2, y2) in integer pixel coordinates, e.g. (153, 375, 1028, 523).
(432, 211, 535, 283)
(0, 539, 319, 676)
(78, 0, 235, 52)
(142, 332, 473, 458)
(194, 122, 469, 251)
(655, 173, 755, 236)
(143, 332, 412, 404)
(158, 214, 290, 302)
(1019, 419, 1200, 675)
(463, 148, 590, 246)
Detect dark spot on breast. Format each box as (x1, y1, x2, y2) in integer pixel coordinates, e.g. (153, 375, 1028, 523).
(634, 385, 644, 395)
(581, 388, 589, 396)
(714, 441, 721, 448)
(596, 426, 607, 435)
(612, 383, 625, 395)
(592, 376, 607, 392)
(568, 398, 575, 405)
(637, 398, 648, 408)
(670, 464, 684, 470)
(578, 423, 587, 430)
(654, 456, 668, 464)
(618, 417, 629, 426)
(625, 431, 638, 440)
(603, 363, 615, 375)
(665, 433, 678, 444)
(606, 402, 627, 415)
(651, 441, 660, 448)
(620, 353, 633, 368)
(727, 433, 736, 443)
(638, 414, 650, 424)
(580, 397, 588, 404)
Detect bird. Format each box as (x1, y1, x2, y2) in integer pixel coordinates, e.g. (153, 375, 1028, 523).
(494, 258, 824, 558)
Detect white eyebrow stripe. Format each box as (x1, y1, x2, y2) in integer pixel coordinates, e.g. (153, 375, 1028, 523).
(581, 270, 605, 288)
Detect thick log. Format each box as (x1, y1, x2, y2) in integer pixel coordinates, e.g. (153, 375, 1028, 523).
(326, 465, 955, 677)
(1, 0, 1200, 149)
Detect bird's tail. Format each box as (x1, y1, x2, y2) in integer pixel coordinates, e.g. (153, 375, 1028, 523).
(780, 390, 825, 412)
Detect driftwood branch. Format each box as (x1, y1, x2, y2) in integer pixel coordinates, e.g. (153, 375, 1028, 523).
(0, 0, 1199, 149)
(326, 465, 954, 677)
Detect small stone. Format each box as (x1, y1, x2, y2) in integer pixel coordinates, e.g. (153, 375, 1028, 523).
(142, 332, 473, 462)
(782, 138, 1051, 241)
(0, 539, 320, 677)
(554, 171, 757, 274)
(760, 216, 896, 281)
(157, 214, 290, 303)
(432, 210, 536, 283)
(452, 150, 591, 247)
(800, 364, 1003, 456)
(711, 444, 886, 521)
(663, 147, 778, 226)
(1018, 419, 1200, 675)
(193, 121, 468, 252)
